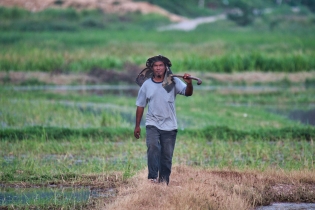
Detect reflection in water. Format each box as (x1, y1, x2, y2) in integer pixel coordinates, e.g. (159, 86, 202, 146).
(268, 108, 315, 126)
(0, 186, 115, 205)
(9, 84, 283, 92)
(288, 109, 315, 126)
(257, 202, 315, 210)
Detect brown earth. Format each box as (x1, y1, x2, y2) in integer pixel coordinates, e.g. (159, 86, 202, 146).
(202, 71, 315, 84)
(0, 0, 187, 22)
(0, 70, 314, 86)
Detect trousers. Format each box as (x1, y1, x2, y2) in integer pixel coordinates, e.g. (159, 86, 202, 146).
(146, 125, 177, 184)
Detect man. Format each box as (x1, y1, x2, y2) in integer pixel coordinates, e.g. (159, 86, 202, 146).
(134, 55, 193, 185)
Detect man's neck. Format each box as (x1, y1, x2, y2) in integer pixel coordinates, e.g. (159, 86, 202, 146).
(153, 75, 164, 82)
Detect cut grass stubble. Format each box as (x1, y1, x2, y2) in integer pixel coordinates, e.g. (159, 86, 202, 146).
(105, 165, 315, 210)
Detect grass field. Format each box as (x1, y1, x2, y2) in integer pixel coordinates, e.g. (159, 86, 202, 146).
(1, 28, 315, 72)
(1, 7, 315, 72)
(1, 6, 315, 210)
(1, 82, 315, 209)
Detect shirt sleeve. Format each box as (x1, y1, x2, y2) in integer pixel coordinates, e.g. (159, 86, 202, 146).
(174, 77, 187, 95)
(136, 85, 147, 107)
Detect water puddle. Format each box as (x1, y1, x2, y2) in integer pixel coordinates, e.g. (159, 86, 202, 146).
(268, 108, 315, 126)
(9, 85, 139, 91)
(225, 102, 315, 126)
(7, 84, 289, 93)
(0, 186, 115, 206)
(288, 109, 315, 126)
(256, 202, 315, 210)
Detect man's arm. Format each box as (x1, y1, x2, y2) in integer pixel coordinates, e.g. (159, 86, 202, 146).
(134, 106, 144, 139)
(183, 73, 193, 96)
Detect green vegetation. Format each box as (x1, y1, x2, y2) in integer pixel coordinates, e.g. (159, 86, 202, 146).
(1, 88, 314, 131)
(0, 126, 132, 141)
(1, 81, 315, 209)
(1, 1, 315, 208)
(1, 126, 314, 141)
(1, 135, 313, 183)
(1, 5, 315, 72)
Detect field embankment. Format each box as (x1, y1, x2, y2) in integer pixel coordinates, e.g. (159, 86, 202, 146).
(1, 71, 315, 86)
(103, 165, 315, 210)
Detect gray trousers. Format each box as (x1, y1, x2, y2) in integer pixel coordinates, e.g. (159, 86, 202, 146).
(146, 125, 177, 184)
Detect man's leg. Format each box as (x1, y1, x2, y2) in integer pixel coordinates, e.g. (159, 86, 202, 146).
(159, 129, 177, 185)
(146, 125, 161, 180)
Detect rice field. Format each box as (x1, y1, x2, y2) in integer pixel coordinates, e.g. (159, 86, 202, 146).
(1, 7, 315, 72)
(1, 6, 315, 209)
(1, 84, 315, 209)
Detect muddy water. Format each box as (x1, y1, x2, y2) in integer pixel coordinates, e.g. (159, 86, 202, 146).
(10, 85, 139, 91)
(268, 107, 315, 126)
(256, 202, 315, 210)
(9, 84, 282, 92)
(288, 109, 315, 126)
(0, 186, 115, 205)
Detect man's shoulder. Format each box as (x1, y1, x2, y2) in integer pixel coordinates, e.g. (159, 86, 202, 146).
(173, 77, 184, 84)
(142, 78, 153, 86)
(138, 78, 152, 93)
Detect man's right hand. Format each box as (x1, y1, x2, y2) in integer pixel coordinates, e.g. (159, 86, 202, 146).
(134, 126, 141, 139)
(135, 106, 144, 139)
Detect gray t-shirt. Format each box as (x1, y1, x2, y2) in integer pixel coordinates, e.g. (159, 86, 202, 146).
(136, 77, 187, 131)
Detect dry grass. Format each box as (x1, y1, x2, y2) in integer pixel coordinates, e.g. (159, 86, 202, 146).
(102, 165, 315, 210)
(1, 166, 314, 209)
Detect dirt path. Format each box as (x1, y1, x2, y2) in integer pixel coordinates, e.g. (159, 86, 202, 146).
(1, 71, 314, 86)
(158, 14, 226, 31)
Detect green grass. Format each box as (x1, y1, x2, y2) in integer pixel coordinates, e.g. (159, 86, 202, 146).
(1, 7, 315, 72)
(2, 87, 314, 131)
(1, 134, 314, 183)
(1, 84, 314, 208)
(174, 137, 314, 170)
(0, 137, 144, 182)
(1, 29, 314, 72)
(1, 126, 314, 141)
(1, 5, 315, 208)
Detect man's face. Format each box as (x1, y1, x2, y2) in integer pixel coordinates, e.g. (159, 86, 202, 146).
(152, 61, 166, 78)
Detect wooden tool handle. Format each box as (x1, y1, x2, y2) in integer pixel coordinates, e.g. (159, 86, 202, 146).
(171, 74, 202, 85)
